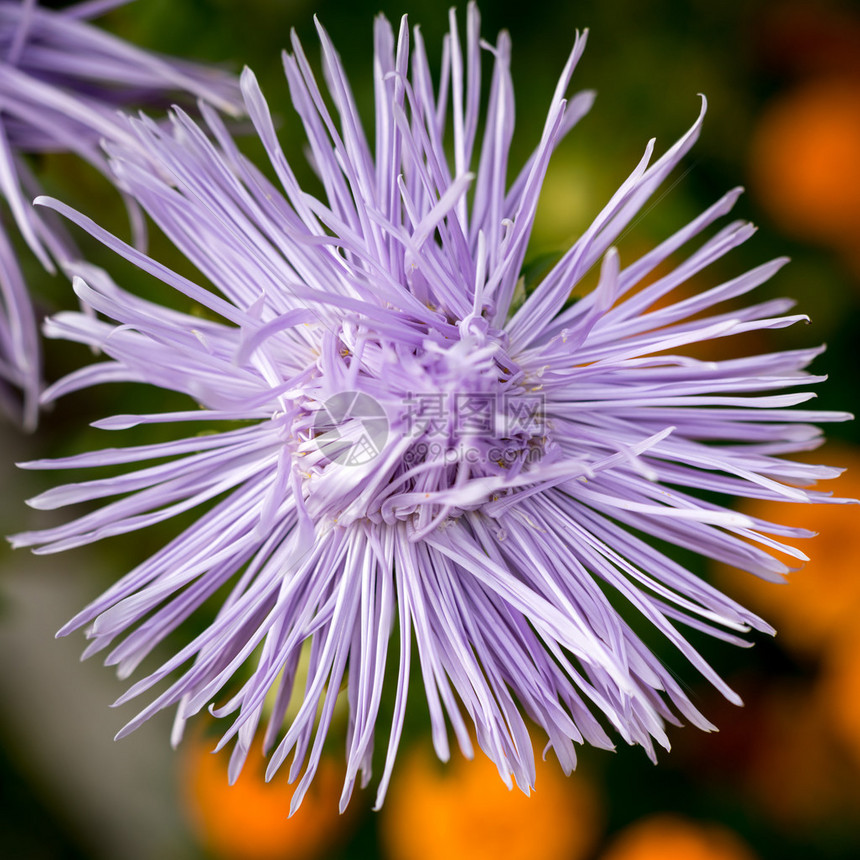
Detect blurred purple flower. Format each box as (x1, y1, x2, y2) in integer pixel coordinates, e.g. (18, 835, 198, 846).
(12, 4, 852, 812)
(0, 0, 241, 427)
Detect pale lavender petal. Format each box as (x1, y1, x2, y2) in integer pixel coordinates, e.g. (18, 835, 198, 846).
(0, 0, 241, 424)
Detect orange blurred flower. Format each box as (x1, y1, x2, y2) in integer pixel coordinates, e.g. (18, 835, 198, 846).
(713, 446, 860, 657)
(742, 681, 859, 830)
(379, 738, 602, 860)
(749, 76, 860, 251)
(598, 814, 758, 860)
(819, 622, 860, 772)
(181, 729, 359, 860)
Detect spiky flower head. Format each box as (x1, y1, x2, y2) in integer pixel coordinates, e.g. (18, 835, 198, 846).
(13, 4, 852, 812)
(0, 0, 241, 427)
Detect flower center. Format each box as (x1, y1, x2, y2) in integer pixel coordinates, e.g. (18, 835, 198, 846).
(295, 318, 550, 531)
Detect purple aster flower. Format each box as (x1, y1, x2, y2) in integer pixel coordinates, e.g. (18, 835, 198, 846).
(12, 4, 853, 812)
(0, 0, 241, 427)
